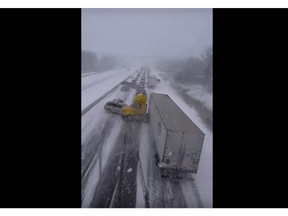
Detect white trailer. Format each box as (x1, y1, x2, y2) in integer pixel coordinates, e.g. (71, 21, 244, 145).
(148, 93, 205, 179)
(148, 76, 157, 89)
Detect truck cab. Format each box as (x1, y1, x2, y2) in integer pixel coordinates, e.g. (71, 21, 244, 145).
(122, 93, 147, 121)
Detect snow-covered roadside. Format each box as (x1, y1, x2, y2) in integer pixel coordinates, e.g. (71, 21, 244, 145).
(81, 69, 136, 110)
(82, 67, 135, 86)
(152, 69, 212, 112)
(175, 83, 212, 112)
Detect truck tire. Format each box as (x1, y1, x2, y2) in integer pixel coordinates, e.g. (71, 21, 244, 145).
(127, 115, 133, 121)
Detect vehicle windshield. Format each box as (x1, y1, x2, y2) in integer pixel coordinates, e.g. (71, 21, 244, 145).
(131, 103, 140, 108)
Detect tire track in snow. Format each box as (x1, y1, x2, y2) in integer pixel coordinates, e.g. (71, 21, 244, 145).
(82, 154, 101, 207)
(81, 90, 132, 181)
(82, 114, 126, 207)
(89, 117, 127, 207)
(135, 161, 147, 208)
(88, 73, 144, 207)
(136, 69, 165, 208)
(81, 117, 114, 194)
(92, 91, 136, 207)
(116, 121, 141, 208)
(138, 122, 164, 208)
(81, 87, 124, 138)
(82, 116, 126, 209)
(82, 90, 136, 207)
(114, 70, 148, 208)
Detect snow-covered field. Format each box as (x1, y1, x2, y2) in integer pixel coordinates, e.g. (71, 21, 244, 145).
(81, 66, 126, 77)
(180, 84, 212, 112)
(81, 66, 212, 208)
(81, 67, 136, 110)
(152, 69, 212, 112)
(82, 67, 133, 87)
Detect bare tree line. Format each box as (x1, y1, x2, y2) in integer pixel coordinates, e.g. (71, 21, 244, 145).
(156, 46, 213, 93)
(82, 50, 126, 74)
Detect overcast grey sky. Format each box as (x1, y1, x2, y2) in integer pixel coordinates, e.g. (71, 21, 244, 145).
(82, 9, 212, 59)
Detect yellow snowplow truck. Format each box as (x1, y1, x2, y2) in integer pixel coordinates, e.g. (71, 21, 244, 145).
(122, 93, 149, 122)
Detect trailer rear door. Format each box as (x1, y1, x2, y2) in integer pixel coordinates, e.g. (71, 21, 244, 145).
(180, 133, 204, 173)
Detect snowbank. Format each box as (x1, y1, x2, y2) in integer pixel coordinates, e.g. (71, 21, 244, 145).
(81, 68, 136, 110)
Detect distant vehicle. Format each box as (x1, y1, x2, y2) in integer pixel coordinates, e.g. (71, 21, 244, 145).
(139, 84, 144, 88)
(131, 80, 138, 88)
(122, 93, 148, 121)
(148, 76, 157, 89)
(104, 99, 128, 115)
(121, 81, 130, 85)
(121, 86, 129, 92)
(157, 79, 161, 82)
(136, 88, 146, 95)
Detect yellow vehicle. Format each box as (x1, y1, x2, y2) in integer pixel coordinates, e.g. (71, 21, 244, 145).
(122, 93, 148, 121)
